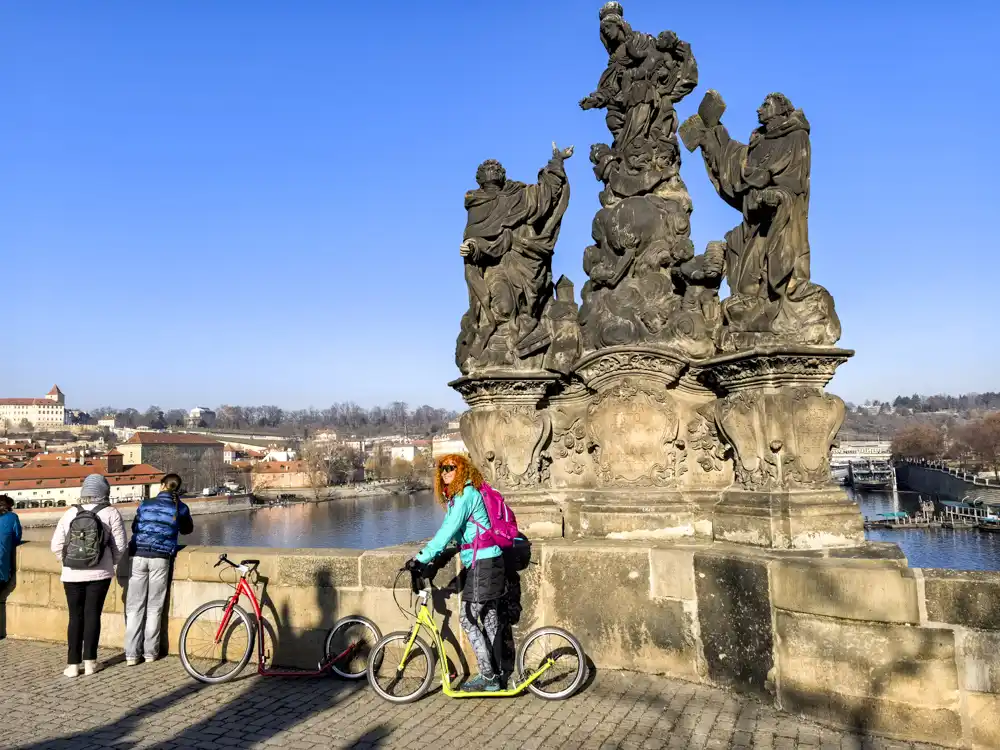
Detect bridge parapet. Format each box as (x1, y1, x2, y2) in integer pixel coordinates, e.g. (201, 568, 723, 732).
(4, 540, 1000, 748)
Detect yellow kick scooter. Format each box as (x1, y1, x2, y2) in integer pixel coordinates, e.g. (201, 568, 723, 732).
(366, 562, 586, 703)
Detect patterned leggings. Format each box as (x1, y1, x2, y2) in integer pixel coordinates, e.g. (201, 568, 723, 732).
(460, 599, 500, 678)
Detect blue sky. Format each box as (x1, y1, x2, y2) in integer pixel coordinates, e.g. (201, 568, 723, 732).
(2, 1, 998, 412)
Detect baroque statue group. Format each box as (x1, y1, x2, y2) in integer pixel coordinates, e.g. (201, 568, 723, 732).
(451, 3, 863, 551)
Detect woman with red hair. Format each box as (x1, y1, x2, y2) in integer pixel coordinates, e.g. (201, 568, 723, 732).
(412, 454, 505, 692)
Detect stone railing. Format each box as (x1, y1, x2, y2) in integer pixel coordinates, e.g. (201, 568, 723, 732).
(918, 460, 996, 486)
(897, 463, 1000, 505)
(3, 540, 999, 749)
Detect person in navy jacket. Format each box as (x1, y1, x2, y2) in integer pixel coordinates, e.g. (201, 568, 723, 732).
(124, 473, 193, 665)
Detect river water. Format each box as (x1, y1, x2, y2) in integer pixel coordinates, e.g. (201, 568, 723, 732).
(23, 487, 1000, 571)
(185, 490, 444, 550)
(851, 487, 1000, 571)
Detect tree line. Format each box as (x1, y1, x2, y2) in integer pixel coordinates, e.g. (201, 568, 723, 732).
(92, 401, 459, 437)
(858, 392, 1000, 415)
(891, 414, 1000, 478)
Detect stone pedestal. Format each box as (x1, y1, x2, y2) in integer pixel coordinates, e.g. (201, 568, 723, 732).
(696, 346, 865, 549)
(450, 372, 565, 537)
(568, 347, 732, 539)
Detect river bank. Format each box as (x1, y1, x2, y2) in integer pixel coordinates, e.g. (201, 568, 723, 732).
(15, 480, 422, 529)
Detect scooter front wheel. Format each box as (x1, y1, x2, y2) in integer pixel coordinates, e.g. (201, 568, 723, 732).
(366, 631, 436, 704)
(179, 600, 255, 684)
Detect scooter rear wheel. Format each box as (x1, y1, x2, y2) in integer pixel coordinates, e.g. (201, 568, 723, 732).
(515, 626, 586, 700)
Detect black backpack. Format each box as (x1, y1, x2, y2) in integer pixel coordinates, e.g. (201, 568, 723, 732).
(63, 503, 111, 569)
(503, 534, 532, 572)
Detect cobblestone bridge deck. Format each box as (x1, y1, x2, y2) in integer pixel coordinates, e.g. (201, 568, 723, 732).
(2, 641, 946, 750)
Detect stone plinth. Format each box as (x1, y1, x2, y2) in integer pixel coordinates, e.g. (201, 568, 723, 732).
(451, 347, 736, 541)
(696, 347, 865, 549)
(451, 372, 566, 537)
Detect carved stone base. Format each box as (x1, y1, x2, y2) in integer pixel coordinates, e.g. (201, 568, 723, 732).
(497, 489, 566, 539)
(572, 489, 718, 540)
(695, 346, 865, 549)
(450, 373, 559, 492)
(713, 488, 864, 549)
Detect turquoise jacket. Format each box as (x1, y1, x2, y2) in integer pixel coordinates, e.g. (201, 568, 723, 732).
(416, 483, 501, 567)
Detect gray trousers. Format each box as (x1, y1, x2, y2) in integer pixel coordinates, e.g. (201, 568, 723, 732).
(124, 556, 171, 659)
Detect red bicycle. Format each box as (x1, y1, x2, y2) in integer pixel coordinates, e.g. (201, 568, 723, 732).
(179, 552, 381, 684)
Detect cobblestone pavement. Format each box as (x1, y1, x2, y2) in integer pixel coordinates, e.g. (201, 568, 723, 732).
(1, 640, 946, 750)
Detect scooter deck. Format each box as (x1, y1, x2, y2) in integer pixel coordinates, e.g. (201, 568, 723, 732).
(442, 684, 526, 698)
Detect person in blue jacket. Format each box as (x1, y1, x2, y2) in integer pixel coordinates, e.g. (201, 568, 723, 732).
(0, 494, 22, 590)
(124, 473, 193, 665)
(412, 454, 505, 692)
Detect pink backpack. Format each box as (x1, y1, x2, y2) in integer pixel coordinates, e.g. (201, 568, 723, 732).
(461, 482, 520, 561)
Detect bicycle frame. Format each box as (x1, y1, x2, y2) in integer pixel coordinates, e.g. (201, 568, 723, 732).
(399, 587, 554, 698)
(215, 568, 359, 677)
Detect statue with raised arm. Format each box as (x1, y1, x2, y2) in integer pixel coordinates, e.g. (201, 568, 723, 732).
(680, 90, 841, 350)
(456, 143, 577, 375)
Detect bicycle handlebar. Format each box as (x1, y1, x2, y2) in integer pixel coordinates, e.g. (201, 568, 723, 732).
(214, 553, 259, 575)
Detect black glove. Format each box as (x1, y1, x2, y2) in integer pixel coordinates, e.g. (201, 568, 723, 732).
(405, 558, 431, 579)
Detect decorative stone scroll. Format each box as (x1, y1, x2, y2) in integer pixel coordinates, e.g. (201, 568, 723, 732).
(586, 378, 680, 487)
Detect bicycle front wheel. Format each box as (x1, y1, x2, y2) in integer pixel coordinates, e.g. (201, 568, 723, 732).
(366, 631, 435, 704)
(516, 626, 586, 700)
(324, 615, 381, 679)
(179, 600, 255, 684)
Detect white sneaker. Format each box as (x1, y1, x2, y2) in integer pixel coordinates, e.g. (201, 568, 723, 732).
(126, 658, 140, 666)
(83, 660, 101, 675)
(143, 654, 159, 663)
(63, 664, 81, 678)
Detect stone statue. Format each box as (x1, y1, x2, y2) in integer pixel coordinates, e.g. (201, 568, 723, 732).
(577, 2, 712, 357)
(580, 2, 697, 208)
(680, 90, 841, 350)
(456, 143, 577, 375)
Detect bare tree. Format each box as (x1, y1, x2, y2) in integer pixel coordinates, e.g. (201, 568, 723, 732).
(299, 440, 332, 500)
(890, 424, 944, 461)
(964, 413, 1000, 479)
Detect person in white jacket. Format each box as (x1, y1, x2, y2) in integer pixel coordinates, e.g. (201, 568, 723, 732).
(50, 474, 126, 677)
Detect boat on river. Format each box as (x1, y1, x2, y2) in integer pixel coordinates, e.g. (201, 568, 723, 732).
(865, 510, 941, 529)
(865, 511, 910, 529)
(830, 465, 849, 485)
(849, 460, 895, 490)
(978, 516, 1000, 533)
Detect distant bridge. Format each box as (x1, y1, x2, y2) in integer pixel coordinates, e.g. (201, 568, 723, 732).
(831, 440, 891, 465)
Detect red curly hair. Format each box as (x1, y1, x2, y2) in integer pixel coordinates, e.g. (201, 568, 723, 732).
(434, 453, 483, 507)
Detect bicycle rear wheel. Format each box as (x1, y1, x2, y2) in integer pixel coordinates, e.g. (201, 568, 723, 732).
(324, 615, 381, 679)
(366, 631, 435, 704)
(516, 626, 586, 700)
(179, 600, 255, 684)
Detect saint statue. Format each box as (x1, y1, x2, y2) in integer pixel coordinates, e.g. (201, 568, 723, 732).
(680, 91, 841, 349)
(456, 143, 575, 374)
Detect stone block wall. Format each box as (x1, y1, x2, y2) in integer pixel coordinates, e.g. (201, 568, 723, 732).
(4, 540, 1000, 748)
(897, 463, 1000, 505)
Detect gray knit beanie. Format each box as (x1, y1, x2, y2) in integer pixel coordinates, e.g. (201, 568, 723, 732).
(80, 474, 111, 500)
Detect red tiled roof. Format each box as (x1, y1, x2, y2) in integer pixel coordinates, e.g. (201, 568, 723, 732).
(48, 385, 63, 396)
(0, 460, 164, 491)
(106, 449, 122, 456)
(253, 461, 307, 474)
(0, 398, 56, 406)
(124, 433, 222, 446)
